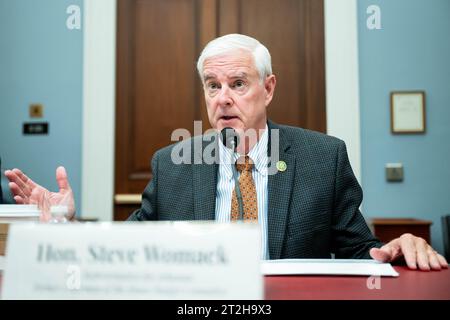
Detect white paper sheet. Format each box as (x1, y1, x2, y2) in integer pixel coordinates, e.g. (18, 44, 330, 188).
(0, 205, 39, 213)
(261, 259, 399, 277)
(0, 205, 40, 222)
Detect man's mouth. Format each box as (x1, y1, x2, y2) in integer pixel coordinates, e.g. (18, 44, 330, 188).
(220, 115, 239, 121)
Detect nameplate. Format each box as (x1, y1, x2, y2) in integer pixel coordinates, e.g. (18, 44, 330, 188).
(2, 222, 262, 299)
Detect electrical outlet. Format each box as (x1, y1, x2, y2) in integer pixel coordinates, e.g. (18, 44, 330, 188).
(386, 163, 403, 182)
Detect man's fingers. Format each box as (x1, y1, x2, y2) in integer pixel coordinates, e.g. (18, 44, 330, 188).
(11, 175, 32, 197)
(5, 169, 33, 197)
(415, 239, 431, 270)
(13, 195, 25, 204)
(5, 170, 24, 189)
(30, 188, 51, 214)
(370, 233, 445, 272)
(427, 250, 442, 270)
(4, 169, 17, 182)
(436, 253, 448, 269)
(56, 166, 71, 192)
(4, 170, 13, 179)
(369, 247, 392, 262)
(8, 182, 28, 201)
(399, 234, 417, 270)
(12, 168, 36, 188)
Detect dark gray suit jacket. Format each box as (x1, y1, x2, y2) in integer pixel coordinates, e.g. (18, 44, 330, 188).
(128, 121, 382, 259)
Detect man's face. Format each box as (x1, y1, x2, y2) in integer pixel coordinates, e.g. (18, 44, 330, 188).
(202, 50, 276, 133)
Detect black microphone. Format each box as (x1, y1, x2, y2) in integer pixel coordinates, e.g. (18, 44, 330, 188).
(219, 127, 244, 221)
(220, 127, 240, 151)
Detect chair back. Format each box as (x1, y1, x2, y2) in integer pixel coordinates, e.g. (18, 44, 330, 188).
(442, 215, 450, 261)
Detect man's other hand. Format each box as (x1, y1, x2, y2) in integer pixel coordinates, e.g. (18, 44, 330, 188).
(4, 166, 76, 221)
(370, 233, 448, 270)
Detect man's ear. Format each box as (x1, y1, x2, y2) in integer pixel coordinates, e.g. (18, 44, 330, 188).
(264, 75, 276, 106)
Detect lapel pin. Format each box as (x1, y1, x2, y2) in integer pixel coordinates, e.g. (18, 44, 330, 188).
(276, 160, 287, 172)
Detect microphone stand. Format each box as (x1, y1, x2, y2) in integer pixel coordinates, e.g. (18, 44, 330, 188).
(221, 128, 245, 221)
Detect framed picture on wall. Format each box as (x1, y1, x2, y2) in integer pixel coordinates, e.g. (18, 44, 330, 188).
(390, 91, 426, 134)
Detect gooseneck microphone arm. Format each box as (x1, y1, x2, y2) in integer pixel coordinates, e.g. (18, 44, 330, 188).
(220, 128, 244, 221)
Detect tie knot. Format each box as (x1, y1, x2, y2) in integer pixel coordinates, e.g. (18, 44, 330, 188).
(235, 156, 253, 173)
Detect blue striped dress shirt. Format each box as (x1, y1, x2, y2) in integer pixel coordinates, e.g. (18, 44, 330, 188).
(215, 125, 269, 260)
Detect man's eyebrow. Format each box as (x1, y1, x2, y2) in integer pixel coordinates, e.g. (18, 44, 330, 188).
(203, 72, 249, 82)
(229, 72, 248, 79)
(203, 74, 216, 82)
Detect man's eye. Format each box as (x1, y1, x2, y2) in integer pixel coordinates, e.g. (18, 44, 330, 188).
(234, 80, 245, 87)
(207, 83, 219, 90)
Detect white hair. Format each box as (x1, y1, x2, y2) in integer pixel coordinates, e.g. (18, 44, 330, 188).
(196, 34, 272, 83)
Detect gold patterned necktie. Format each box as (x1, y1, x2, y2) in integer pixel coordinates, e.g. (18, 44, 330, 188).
(231, 156, 258, 222)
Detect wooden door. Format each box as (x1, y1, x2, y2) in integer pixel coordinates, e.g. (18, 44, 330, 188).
(114, 0, 326, 220)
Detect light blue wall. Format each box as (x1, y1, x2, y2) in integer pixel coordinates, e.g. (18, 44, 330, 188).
(358, 0, 450, 254)
(0, 0, 83, 211)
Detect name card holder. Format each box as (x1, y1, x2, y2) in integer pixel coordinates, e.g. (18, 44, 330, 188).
(2, 222, 262, 300)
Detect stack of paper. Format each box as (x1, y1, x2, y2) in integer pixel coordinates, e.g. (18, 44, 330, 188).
(261, 259, 399, 277)
(0, 205, 41, 223)
(0, 205, 41, 256)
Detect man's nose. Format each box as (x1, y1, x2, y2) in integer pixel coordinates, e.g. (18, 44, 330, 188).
(217, 86, 233, 107)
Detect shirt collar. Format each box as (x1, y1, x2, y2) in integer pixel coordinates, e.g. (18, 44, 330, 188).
(218, 124, 269, 180)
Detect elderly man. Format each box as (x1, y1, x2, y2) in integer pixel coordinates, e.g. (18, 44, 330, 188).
(5, 34, 447, 270)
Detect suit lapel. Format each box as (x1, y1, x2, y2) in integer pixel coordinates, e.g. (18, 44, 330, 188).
(193, 135, 218, 221)
(267, 121, 296, 259)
